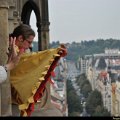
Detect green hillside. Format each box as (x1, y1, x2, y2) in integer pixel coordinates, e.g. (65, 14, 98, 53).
(33, 38, 120, 62)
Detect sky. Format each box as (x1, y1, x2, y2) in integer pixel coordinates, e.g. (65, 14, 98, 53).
(31, 0, 120, 43)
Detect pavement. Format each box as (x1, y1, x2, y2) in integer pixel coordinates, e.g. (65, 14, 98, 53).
(12, 103, 63, 117)
(31, 106, 63, 116)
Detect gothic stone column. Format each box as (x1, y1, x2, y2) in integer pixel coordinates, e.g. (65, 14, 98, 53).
(0, 0, 12, 116)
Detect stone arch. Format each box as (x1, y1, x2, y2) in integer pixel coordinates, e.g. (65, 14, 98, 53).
(21, 0, 40, 25)
(21, 0, 41, 51)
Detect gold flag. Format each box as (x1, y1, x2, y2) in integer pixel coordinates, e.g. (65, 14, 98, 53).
(10, 47, 66, 116)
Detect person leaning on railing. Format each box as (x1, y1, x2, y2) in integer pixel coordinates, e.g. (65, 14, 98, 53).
(0, 24, 67, 84)
(0, 24, 35, 83)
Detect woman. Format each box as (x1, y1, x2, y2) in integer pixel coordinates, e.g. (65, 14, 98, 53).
(7, 24, 35, 70)
(0, 24, 35, 83)
(0, 23, 67, 116)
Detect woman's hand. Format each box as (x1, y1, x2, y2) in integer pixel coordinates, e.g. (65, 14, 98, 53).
(6, 37, 22, 70)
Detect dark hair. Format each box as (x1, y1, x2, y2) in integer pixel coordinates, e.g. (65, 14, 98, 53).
(9, 24, 35, 40)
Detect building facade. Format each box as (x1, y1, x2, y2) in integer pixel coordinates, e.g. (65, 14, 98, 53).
(80, 49, 120, 116)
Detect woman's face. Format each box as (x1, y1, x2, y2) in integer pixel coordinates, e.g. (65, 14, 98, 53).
(16, 35, 34, 52)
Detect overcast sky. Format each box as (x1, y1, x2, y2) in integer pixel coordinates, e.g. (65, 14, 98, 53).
(48, 0, 120, 43)
(30, 0, 120, 43)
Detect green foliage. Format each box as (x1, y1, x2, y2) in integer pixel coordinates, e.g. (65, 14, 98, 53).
(33, 39, 120, 62)
(68, 74, 111, 116)
(67, 79, 83, 116)
(76, 74, 86, 85)
(85, 90, 103, 115)
(67, 90, 79, 112)
(69, 112, 80, 116)
(93, 105, 111, 116)
(49, 39, 120, 62)
(76, 74, 92, 98)
(97, 57, 107, 69)
(49, 41, 60, 48)
(81, 84, 92, 98)
(102, 108, 111, 116)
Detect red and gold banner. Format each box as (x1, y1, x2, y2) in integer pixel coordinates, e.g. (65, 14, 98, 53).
(10, 46, 67, 116)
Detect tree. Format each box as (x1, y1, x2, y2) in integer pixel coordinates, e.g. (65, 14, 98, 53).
(69, 112, 80, 116)
(97, 57, 107, 69)
(93, 105, 111, 116)
(82, 84, 92, 98)
(67, 80, 83, 115)
(85, 90, 103, 115)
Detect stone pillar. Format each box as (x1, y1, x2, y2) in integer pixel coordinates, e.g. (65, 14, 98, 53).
(0, 0, 12, 116)
(37, 0, 51, 110)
